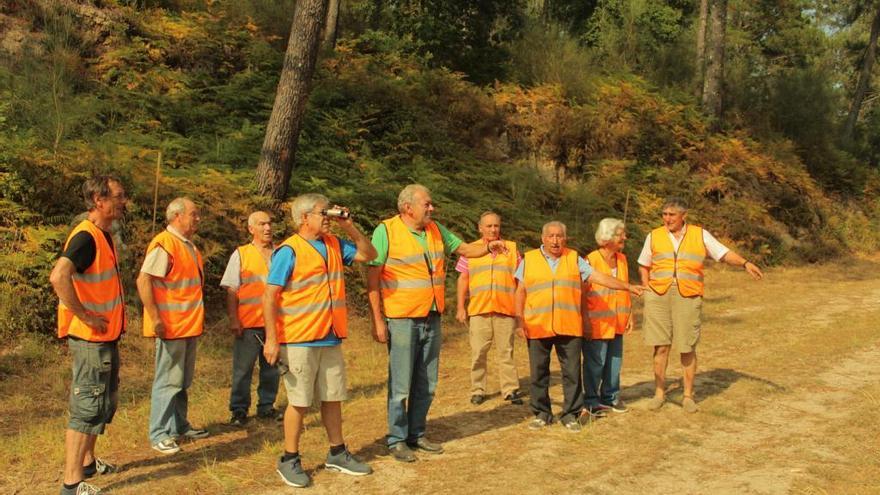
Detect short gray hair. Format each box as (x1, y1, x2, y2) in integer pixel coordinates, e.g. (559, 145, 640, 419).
(662, 196, 688, 212)
(595, 218, 625, 246)
(290, 193, 328, 229)
(248, 211, 270, 226)
(542, 220, 567, 236)
(166, 197, 191, 222)
(478, 211, 501, 225)
(397, 184, 430, 213)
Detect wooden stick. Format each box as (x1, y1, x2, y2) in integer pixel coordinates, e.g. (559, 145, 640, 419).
(623, 189, 631, 225)
(152, 151, 161, 232)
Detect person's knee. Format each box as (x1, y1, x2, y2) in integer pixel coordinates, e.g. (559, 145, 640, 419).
(653, 345, 671, 358)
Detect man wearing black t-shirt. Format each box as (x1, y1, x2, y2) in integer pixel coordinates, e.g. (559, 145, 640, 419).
(50, 176, 128, 495)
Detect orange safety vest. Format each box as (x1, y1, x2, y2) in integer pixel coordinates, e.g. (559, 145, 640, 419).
(380, 215, 446, 318)
(275, 234, 347, 343)
(466, 240, 517, 317)
(585, 250, 631, 339)
(236, 243, 270, 329)
(522, 248, 583, 339)
(57, 220, 125, 342)
(142, 230, 204, 339)
(648, 225, 706, 297)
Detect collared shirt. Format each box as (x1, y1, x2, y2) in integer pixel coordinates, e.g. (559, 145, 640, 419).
(636, 224, 729, 267)
(513, 246, 593, 282)
(454, 248, 522, 274)
(219, 243, 274, 291)
(140, 225, 197, 277)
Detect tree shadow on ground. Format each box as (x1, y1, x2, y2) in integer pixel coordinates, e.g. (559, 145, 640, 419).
(620, 367, 787, 406)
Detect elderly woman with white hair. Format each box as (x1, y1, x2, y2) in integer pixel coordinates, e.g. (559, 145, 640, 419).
(582, 218, 633, 416)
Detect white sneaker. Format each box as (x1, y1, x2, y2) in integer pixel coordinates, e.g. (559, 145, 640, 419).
(152, 438, 181, 455)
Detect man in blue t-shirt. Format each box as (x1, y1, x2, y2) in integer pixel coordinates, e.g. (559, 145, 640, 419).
(262, 193, 377, 488)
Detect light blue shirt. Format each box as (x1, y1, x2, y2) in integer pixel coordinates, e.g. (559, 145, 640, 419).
(267, 237, 357, 347)
(514, 246, 593, 282)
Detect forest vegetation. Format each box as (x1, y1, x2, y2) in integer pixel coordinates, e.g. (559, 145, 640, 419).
(1, 0, 879, 339)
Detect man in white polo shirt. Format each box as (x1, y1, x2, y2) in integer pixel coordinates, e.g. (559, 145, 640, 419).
(638, 197, 763, 413)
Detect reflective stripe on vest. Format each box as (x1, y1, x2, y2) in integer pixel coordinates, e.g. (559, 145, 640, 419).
(142, 230, 204, 339)
(237, 243, 270, 328)
(275, 234, 348, 344)
(585, 250, 631, 339)
(522, 248, 583, 339)
(380, 215, 446, 318)
(467, 240, 517, 317)
(57, 220, 125, 342)
(648, 225, 706, 297)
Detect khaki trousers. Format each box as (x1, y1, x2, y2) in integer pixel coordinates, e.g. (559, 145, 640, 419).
(469, 313, 519, 397)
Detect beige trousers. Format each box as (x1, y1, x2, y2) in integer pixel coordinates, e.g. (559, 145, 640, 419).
(469, 313, 519, 397)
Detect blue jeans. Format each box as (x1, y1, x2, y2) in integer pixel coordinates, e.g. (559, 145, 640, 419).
(229, 328, 279, 414)
(148, 337, 197, 445)
(386, 312, 442, 447)
(583, 334, 623, 407)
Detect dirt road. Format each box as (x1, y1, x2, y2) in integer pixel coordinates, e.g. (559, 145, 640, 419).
(4, 260, 879, 494)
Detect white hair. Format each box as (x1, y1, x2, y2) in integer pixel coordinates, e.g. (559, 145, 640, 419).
(595, 218, 625, 246)
(166, 197, 191, 222)
(542, 220, 567, 236)
(248, 211, 270, 226)
(290, 193, 328, 229)
(397, 184, 430, 213)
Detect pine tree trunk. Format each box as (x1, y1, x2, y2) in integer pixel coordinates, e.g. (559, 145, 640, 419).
(256, 0, 329, 202)
(843, 3, 880, 142)
(702, 0, 727, 126)
(323, 0, 340, 51)
(694, 0, 709, 97)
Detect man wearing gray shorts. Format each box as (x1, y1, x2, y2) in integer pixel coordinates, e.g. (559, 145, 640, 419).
(638, 197, 763, 413)
(50, 176, 128, 495)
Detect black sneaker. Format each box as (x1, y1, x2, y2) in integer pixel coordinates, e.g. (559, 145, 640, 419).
(229, 410, 248, 427)
(83, 458, 118, 478)
(258, 407, 283, 421)
(503, 391, 524, 405)
(470, 394, 485, 405)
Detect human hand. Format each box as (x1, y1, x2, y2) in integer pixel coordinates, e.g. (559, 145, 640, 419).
(153, 321, 166, 339)
(456, 307, 468, 324)
(263, 340, 280, 365)
(744, 261, 764, 281)
(627, 283, 645, 296)
(487, 239, 508, 255)
(372, 318, 388, 343)
(81, 312, 109, 334)
(625, 316, 634, 335)
(230, 319, 243, 337)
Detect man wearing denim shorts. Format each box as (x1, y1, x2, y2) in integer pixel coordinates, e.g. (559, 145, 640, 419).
(50, 176, 128, 495)
(262, 193, 377, 488)
(366, 184, 507, 462)
(638, 197, 763, 413)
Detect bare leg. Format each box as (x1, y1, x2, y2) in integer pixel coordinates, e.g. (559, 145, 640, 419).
(283, 405, 308, 453)
(653, 345, 671, 399)
(681, 351, 697, 398)
(321, 401, 344, 446)
(82, 434, 97, 466)
(63, 430, 92, 484)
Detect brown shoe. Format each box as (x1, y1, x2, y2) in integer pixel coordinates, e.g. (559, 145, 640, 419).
(682, 396, 699, 413)
(646, 396, 666, 411)
(406, 437, 444, 454)
(388, 442, 416, 462)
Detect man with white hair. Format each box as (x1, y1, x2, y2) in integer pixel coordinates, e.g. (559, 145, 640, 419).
(220, 211, 281, 426)
(262, 193, 377, 488)
(137, 197, 209, 455)
(514, 221, 643, 432)
(367, 184, 508, 462)
(639, 197, 763, 413)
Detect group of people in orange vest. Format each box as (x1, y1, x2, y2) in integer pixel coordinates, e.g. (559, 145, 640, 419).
(51, 177, 763, 494)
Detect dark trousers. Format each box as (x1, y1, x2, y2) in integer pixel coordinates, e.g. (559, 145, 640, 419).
(527, 335, 583, 424)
